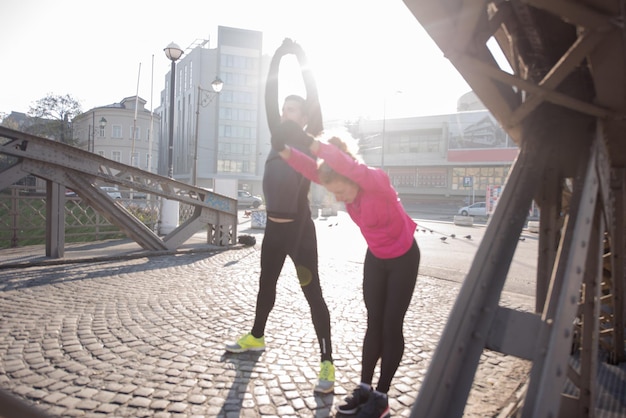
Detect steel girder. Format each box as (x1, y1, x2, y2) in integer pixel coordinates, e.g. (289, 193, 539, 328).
(403, 0, 625, 416)
(0, 126, 238, 254)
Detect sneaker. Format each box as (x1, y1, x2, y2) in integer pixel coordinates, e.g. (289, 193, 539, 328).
(225, 333, 265, 353)
(356, 391, 390, 418)
(337, 385, 371, 415)
(314, 360, 335, 393)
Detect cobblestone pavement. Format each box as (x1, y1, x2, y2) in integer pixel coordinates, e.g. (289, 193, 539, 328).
(0, 219, 535, 417)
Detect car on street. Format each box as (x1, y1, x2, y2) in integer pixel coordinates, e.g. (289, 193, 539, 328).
(237, 190, 263, 208)
(100, 186, 122, 199)
(458, 201, 487, 217)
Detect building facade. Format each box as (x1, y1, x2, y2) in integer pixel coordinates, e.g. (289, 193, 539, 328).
(155, 26, 518, 203)
(72, 96, 161, 173)
(355, 104, 519, 204)
(158, 26, 268, 194)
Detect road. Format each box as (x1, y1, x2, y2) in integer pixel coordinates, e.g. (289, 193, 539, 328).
(310, 205, 538, 299)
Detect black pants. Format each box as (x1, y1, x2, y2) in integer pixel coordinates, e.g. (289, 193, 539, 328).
(252, 217, 333, 362)
(361, 239, 420, 393)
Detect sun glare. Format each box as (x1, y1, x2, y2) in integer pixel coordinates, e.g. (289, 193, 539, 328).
(277, 55, 307, 105)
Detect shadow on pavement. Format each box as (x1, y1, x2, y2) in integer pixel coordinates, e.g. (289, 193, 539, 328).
(219, 351, 263, 416)
(0, 251, 221, 291)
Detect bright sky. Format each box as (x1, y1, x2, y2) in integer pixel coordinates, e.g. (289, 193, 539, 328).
(0, 0, 471, 122)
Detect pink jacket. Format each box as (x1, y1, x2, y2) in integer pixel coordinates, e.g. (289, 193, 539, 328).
(286, 142, 417, 259)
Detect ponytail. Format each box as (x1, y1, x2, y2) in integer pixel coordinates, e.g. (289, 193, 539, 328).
(318, 136, 357, 184)
(327, 136, 356, 160)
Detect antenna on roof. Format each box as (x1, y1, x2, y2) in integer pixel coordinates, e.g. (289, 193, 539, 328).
(185, 38, 210, 55)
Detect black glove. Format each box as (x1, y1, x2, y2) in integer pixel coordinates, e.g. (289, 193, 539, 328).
(271, 120, 314, 152)
(290, 129, 314, 151)
(275, 38, 297, 57)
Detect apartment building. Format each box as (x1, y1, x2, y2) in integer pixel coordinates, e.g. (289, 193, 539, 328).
(72, 96, 161, 173)
(158, 26, 267, 194)
(355, 93, 519, 203)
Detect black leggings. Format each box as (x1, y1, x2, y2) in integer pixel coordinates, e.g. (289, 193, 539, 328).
(361, 239, 420, 393)
(252, 217, 333, 362)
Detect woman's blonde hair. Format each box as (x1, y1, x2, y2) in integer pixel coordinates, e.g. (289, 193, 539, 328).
(318, 136, 358, 184)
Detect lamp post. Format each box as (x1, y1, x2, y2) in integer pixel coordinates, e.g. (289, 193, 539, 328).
(89, 113, 107, 152)
(164, 42, 184, 179)
(161, 42, 183, 235)
(192, 76, 223, 186)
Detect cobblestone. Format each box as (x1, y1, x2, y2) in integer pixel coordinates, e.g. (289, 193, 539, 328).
(0, 222, 538, 417)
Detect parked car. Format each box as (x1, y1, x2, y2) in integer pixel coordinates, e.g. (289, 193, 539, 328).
(237, 190, 262, 208)
(100, 186, 122, 199)
(458, 201, 487, 217)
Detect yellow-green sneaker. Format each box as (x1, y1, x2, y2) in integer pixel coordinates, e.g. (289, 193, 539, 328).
(225, 333, 265, 353)
(314, 360, 335, 393)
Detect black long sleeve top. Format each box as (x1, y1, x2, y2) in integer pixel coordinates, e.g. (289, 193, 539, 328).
(262, 41, 322, 220)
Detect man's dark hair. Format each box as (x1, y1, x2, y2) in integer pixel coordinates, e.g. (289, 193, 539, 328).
(284, 94, 309, 116)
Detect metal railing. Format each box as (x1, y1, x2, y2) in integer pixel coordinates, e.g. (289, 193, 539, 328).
(0, 185, 197, 249)
(0, 126, 237, 256)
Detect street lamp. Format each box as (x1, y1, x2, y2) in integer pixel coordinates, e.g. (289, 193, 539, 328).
(89, 114, 107, 152)
(161, 42, 183, 235)
(164, 42, 184, 179)
(192, 76, 224, 186)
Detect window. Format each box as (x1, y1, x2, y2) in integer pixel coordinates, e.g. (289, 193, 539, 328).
(178, 67, 183, 95)
(391, 172, 417, 188)
(416, 168, 447, 188)
(220, 107, 232, 120)
(451, 165, 510, 192)
(222, 91, 254, 104)
(129, 126, 140, 140)
(112, 125, 122, 139)
(220, 91, 233, 103)
(131, 152, 139, 167)
(219, 125, 256, 139)
(426, 141, 440, 152)
(112, 151, 121, 162)
(223, 54, 257, 69)
(218, 108, 257, 123)
(217, 159, 255, 174)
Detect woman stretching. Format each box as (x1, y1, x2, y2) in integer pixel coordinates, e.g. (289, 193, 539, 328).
(271, 123, 420, 418)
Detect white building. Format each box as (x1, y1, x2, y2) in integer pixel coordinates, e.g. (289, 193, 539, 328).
(72, 96, 161, 173)
(355, 108, 518, 202)
(158, 26, 268, 194)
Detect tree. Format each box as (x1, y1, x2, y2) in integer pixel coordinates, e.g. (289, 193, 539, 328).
(27, 93, 82, 144)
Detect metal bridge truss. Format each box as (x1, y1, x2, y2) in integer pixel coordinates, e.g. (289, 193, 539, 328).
(403, 0, 626, 417)
(0, 126, 237, 258)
